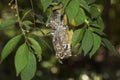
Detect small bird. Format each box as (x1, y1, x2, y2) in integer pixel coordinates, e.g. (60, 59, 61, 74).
(46, 10, 72, 63)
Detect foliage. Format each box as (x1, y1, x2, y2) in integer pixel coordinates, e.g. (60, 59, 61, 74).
(0, 35, 22, 63)
(0, 0, 118, 80)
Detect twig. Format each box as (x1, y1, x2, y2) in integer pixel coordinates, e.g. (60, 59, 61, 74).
(15, 0, 27, 41)
(29, 0, 36, 28)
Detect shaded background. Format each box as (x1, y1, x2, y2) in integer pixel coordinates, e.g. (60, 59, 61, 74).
(0, 0, 120, 80)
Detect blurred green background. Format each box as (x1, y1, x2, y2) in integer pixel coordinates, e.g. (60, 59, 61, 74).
(0, 0, 120, 80)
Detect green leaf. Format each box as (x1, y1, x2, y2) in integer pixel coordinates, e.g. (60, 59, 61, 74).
(89, 33, 101, 58)
(41, 0, 53, 12)
(102, 38, 118, 56)
(21, 52, 36, 80)
(90, 23, 101, 29)
(74, 8, 86, 26)
(0, 35, 22, 63)
(15, 43, 29, 76)
(66, 0, 79, 21)
(89, 27, 106, 36)
(36, 19, 45, 25)
(22, 20, 32, 28)
(72, 28, 85, 47)
(28, 37, 42, 62)
(90, 17, 105, 31)
(0, 19, 17, 29)
(79, 0, 90, 12)
(38, 37, 53, 52)
(96, 17, 104, 31)
(90, 4, 100, 18)
(30, 35, 53, 52)
(85, 0, 96, 5)
(81, 29, 93, 55)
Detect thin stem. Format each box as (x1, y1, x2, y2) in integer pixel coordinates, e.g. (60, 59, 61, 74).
(21, 9, 31, 21)
(15, 0, 27, 41)
(30, 0, 36, 28)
